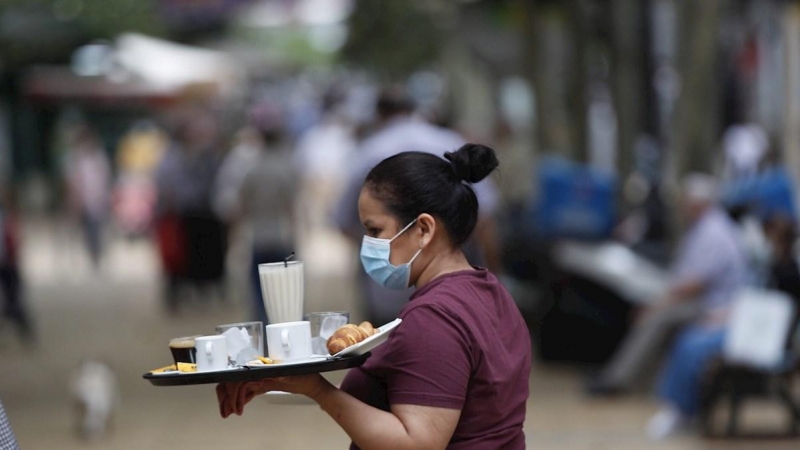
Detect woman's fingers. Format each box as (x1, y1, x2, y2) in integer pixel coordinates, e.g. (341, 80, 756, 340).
(238, 384, 256, 415)
(217, 379, 309, 418)
(216, 383, 233, 418)
(233, 381, 255, 415)
(227, 382, 244, 416)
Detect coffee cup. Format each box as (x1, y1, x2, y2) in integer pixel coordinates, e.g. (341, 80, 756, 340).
(266, 321, 312, 362)
(195, 335, 228, 372)
(169, 335, 200, 367)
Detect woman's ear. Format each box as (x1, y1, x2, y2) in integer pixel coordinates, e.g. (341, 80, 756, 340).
(416, 213, 436, 248)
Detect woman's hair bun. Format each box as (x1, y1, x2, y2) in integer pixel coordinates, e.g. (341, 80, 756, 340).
(444, 143, 499, 184)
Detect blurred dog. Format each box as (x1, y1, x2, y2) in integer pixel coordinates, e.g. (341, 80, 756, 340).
(69, 360, 120, 440)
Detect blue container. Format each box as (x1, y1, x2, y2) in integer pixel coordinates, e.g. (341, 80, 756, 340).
(530, 157, 617, 239)
(722, 167, 796, 219)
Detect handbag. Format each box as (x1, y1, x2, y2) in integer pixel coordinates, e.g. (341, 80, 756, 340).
(723, 288, 796, 369)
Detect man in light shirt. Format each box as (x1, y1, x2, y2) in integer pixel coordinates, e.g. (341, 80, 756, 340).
(589, 174, 747, 394)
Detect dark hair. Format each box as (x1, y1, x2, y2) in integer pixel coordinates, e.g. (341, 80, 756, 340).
(375, 86, 415, 119)
(364, 144, 499, 245)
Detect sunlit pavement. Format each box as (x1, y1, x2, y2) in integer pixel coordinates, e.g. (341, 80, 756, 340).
(1, 215, 797, 449)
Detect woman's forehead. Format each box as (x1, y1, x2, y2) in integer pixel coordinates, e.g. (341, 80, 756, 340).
(358, 188, 393, 222)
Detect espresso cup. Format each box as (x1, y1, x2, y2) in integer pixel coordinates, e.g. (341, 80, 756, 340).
(266, 321, 312, 362)
(169, 335, 199, 367)
(195, 335, 228, 372)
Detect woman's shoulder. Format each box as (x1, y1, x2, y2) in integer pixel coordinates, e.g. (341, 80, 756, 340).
(411, 269, 501, 303)
(402, 270, 505, 325)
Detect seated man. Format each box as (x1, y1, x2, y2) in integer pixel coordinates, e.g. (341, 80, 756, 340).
(589, 174, 747, 394)
(648, 212, 800, 439)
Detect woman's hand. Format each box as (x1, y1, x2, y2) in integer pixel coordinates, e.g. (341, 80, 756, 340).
(216, 373, 329, 418)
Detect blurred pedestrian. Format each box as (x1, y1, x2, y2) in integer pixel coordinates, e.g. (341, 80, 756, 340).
(235, 124, 297, 325)
(64, 126, 112, 268)
(0, 399, 19, 450)
(589, 174, 747, 395)
(722, 122, 768, 181)
(763, 214, 800, 302)
(333, 87, 502, 325)
(155, 111, 223, 311)
(294, 88, 356, 233)
(112, 120, 166, 238)
(0, 186, 31, 342)
(212, 126, 262, 224)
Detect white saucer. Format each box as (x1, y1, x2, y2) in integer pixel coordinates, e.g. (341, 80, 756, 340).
(332, 318, 402, 357)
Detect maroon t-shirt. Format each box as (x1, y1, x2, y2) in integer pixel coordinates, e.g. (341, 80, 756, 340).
(340, 269, 532, 449)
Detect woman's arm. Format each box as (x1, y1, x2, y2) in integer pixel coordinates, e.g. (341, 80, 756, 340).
(217, 375, 460, 450)
(312, 378, 460, 450)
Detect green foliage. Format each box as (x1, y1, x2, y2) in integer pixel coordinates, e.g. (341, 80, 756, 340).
(341, 0, 448, 79)
(0, 0, 165, 38)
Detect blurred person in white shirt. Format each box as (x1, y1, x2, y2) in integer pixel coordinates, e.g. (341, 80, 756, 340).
(294, 89, 357, 235)
(229, 123, 297, 325)
(65, 126, 112, 268)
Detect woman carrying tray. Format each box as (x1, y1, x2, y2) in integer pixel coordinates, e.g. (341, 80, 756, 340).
(216, 144, 532, 449)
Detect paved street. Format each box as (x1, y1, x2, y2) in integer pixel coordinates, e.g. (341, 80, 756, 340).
(0, 216, 797, 449)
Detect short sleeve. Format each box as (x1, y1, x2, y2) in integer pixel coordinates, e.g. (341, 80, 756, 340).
(672, 225, 736, 285)
(383, 305, 472, 410)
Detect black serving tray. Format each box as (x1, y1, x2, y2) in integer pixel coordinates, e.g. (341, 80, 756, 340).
(143, 353, 370, 387)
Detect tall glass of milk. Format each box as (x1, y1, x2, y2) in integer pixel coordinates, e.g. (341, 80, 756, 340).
(258, 261, 304, 324)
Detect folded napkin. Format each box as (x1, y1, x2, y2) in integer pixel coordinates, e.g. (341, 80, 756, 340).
(150, 363, 197, 374)
(245, 356, 274, 366)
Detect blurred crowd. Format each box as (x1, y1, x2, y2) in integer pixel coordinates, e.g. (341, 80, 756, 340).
(2, 77, 800, 443)
(5, 79, 509, 328)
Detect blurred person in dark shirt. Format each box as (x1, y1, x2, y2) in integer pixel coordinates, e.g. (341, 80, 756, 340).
(0, 185, 30, 342)
(155, 110, 223, 311)
(764, 215, 800, 301)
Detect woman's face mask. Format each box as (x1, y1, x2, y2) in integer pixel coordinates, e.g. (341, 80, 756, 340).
(360, 219, 422, 290)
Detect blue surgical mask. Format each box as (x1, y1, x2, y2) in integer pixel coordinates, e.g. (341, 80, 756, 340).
(360, 219, 422, 290)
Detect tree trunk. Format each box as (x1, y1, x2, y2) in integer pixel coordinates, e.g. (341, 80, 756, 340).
(670, 0, 724, 177)
(782, 0, 800, 204)
(611, 0, 648, 179)
(524, 1, 579, 159)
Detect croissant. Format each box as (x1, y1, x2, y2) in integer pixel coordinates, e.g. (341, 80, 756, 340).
(326, 322, 379, 354)
(358, 321, 376, 336)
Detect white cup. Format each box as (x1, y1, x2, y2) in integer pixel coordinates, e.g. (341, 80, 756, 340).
(259, 261, 304, 324)
(195, 335, 228, 372)
(266, 321, 312, 362)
